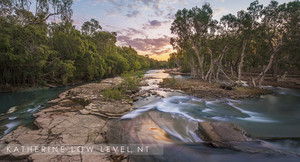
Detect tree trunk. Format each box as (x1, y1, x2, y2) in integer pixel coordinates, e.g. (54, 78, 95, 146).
(216, 45, 229, 83)
(238, 40, 247, 83)
(190, 56, 196, 79)
(230, 63, 235, 77)
(258, 52, 275, 87)
(193, 44, 204, 79)
(278, 71, 287, 82)
(220, 68, 235, 83)
(205, 48, 214, 82)
(256, 40, 281, 87)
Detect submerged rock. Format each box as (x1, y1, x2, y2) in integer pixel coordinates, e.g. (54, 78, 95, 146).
(196, 122, 252, 148)
(196, 122, 284, 154)
(6, 106, 17, 114)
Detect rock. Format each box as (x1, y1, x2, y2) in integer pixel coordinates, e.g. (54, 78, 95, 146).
(80, 109, 90, 115)
(0, 76, 133, 161)
(85, 103, 95, 110)
(101, 77, 123, 86)
(0, 115, 8, 121)
(59, 99, 75, 107)
(6, 106, 17, 114)
(196, 122, 252, 148)
(0, 125, 7, 136)
(139, 80, 149, 86)
(219, 84, 233, 90)
(132, 96, 139, 101)
(196, 122, 282, 154)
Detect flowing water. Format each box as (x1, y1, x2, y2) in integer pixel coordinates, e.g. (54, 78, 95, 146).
(114, 70, 300, 161)
(1, 70, 300, 161)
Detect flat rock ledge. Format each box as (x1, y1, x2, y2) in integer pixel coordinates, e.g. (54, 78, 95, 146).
(0, 77, 132, 162)
(196, 122, 285, 154)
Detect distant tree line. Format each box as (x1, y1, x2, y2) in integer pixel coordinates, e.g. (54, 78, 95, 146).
(0, 0, 164, 88)
(169, 0, 300, 87)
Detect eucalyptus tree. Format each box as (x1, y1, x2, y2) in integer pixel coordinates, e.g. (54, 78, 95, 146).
(171, 3, 216, 79)
(0, 0, 73, 25)
(170, 8, 197, 77)
(248, 0, 283, 86)
(275, 0, 300, 81)
(284, 0, 300, 70)
(168, 0, 299, 87)
(188, 4, 215, 79)
(235, 0, 263, 83)
(81, 18, 102, 36)
(249, 0, 300, 87)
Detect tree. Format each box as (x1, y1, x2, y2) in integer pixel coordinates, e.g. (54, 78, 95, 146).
(169, 0, 300, 87)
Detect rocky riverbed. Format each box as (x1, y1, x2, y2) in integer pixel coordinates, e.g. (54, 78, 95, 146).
(1, 70, 300, 162)
(159, 78, 272, 99)
(0, 77, 143, 161)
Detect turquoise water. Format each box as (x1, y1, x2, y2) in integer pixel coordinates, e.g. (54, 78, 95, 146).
(0, 86, 72, 137)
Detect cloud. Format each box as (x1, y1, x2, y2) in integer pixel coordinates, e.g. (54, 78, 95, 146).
(213, 8, 229, 16)
(117, 28, 146, 37)
(125, 10, 140, 18)
(142, 19, 169, 29)
(151, 47, 173, 55)
(100, 0, 164, 18)
(149, 20, 162, 27)
(164, 6, 176, 20)
(117, 35, 171, 55)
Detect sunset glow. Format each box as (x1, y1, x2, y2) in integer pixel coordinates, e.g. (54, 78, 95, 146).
(71, 0, 292, 61)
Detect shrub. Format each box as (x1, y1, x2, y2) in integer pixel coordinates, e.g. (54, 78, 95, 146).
(102, 87, 124, 101)
(120, 71, 142, 92)
(163, 76, 177, 87)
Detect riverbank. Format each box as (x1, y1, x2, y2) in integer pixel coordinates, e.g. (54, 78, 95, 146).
(164, 68, 300, 89)
(159, 78, 272, 99)
(0, 76, 145, 161)
(0, 70, 148, 93)
(0, 80, 86, 93)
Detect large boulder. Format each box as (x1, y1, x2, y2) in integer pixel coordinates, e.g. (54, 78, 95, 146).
(195, 122, 282, 154)
(196, 122, 252, 148)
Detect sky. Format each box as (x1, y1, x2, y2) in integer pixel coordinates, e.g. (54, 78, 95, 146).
(71, 0, 292, 61)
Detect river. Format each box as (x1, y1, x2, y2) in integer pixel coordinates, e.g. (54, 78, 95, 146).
(0, 86, 72, 137)
(110, 70, 300, 161)
(1, 70, 300, 161)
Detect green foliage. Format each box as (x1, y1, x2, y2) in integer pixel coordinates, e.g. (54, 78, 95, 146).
(133, 70, 146, 78)
(0, 7, 164, 88)
(102, 87, 124, 101)
(121, 71, 142, 93)
(169, 0, 300, 82)
(102, 71, 144, 101)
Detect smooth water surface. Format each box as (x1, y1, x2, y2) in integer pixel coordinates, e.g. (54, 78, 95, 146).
(0, 86, 72, 137)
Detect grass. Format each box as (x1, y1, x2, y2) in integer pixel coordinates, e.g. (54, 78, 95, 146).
(234, 86, 272, 96)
